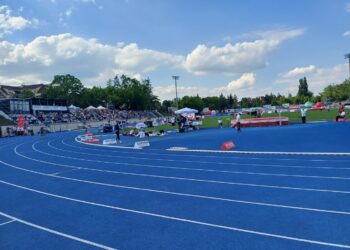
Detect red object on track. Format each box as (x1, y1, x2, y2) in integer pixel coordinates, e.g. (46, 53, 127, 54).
(87, 138, 100, 143)
(86, 132, 93, 136)
(221, 141, 235, 150)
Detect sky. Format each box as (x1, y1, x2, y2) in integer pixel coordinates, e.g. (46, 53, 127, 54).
(0, 0, 349, 100)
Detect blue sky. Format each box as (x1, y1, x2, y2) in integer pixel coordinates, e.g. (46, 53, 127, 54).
(0, 0, 349, 100)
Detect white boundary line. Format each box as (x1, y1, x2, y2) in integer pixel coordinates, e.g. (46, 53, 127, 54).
(167, 148, 350, 156)
(0, 219, 15, 226)
(12, 144, 350, 194)
(52, 139, 350, 171)
(2, 158, 350, 216)
(1, 180, 350, 249)
(64, 137, 350, 163)
(0, 210, 116, 250)
(42, 141, 350, 181)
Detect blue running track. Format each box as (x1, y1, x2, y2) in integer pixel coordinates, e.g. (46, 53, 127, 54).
(1, 122, 350, 249)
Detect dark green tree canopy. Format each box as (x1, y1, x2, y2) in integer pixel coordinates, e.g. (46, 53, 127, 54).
(297, 77, 313, 98)
(43, 74, 84, 105)
(20, 89, 35, 99)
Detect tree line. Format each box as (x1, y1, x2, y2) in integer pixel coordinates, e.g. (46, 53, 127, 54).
(20, 74, 350, 112)
(41, 74, 160, 110)
(161, 77, 350, 112)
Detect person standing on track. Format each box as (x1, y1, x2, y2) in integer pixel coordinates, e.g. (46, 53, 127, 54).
(114, 120, 121, 143)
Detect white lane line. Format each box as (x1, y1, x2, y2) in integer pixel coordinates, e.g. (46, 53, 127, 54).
(55, 140, 350, 171)
(65, 138, 350, 163)
(13, 145, 350, 194)
(167, 148, 350, 156)
(0, 219, 15, 226)
(0, 211, 116, 250)
(41, 141, 350, 181)
(50, 168, 81, 176)
(2, 159, 350, 216)
(1, 180, 350, 249)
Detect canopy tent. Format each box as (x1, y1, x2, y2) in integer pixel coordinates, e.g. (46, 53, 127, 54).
(85, 105, 97, 110)
(68, 104, 79, 109)
(174, 107, 198, 115)
(301, 101, 313, 108)
(135, 122, 147, 129)
(97, 105, 106, 110)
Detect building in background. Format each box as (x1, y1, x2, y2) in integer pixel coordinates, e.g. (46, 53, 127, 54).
(0, 84, 47, 99)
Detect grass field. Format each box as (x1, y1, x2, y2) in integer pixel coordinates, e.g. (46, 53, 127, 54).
(148, 109, 341, 131)
(209, 109, 340, 126)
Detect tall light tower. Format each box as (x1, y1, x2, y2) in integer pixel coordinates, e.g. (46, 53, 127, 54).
(172, 76, 179, 110)
(345, 53, 350, 80)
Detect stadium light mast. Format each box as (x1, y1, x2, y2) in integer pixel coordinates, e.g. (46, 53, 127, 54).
(345, 53, 350, 80)
(172, 76, 179, 110)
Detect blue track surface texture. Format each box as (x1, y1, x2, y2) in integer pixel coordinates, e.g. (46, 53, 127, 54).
(1, 122, 350, 249)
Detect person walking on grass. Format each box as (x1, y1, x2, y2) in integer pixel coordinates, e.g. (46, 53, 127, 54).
(233, 113, 241, 132)
(300, 108, 307, 124)
(218, 118, 223, 128)
(114, 120, 121, 143)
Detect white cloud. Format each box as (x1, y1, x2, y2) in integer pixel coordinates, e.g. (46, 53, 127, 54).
(114, 43, 183, 74)
(282, 65, 316, 78)
(183, 28, 304, 75)
(154, 73, 256, 100)
(80, 0, 96, 3)
(0, 33, 182, 86)
(343, 31, 350, 37)
(65, 8, 73, 17)
(345, 3, 350, 13)
(276, 64, 348, 95)
(223, 73, 256, 91)
(0, 5, 36, 37)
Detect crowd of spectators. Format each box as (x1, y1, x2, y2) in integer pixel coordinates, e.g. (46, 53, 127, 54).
(28, 109, 160, 125)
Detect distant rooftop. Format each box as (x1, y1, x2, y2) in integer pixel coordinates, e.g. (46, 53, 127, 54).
(0, 84, 47, 99)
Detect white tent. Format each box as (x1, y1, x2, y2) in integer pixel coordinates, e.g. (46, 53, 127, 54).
(85, 105, 97, 110)
(68, 104, 79, 110)
(174, 107, 198, 115)
(135, 122, 147, 129)
(97, 105, 106, 110)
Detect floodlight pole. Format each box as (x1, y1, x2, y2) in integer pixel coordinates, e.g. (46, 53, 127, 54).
(172, 76, 179, 110)
(346, 53, 350, 80)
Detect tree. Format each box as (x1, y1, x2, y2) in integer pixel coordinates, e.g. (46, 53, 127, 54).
(43, 74, 85, 105)
(227, 94, 234, 108)
(20, 89, 35, 99)
(321, 79, 350, 102)
(160, 100, 173, 113)
(179, 95, 204, 112)
(202, 96, 219, 110)
(218, 93, 228, 112)
(105, 75, 159, 110)
(240, 97, 251, 108)
(297, 77, 313, 98)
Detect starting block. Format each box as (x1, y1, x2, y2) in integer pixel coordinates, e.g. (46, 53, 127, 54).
(134, 140, 150, 149)
(221, 141, 235, 150)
